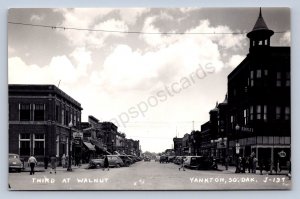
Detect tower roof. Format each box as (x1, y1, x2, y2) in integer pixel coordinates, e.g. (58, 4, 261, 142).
(252, 8, 269, 31)
(247, 8, 274, 39)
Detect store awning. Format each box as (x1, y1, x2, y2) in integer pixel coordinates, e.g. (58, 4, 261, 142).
(83, 142, 96, 151)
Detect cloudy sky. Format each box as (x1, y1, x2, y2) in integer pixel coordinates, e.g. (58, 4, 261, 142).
(8, 8, 290, 153)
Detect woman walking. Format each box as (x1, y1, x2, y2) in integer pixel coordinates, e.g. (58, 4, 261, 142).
(103, 155, 109, 171)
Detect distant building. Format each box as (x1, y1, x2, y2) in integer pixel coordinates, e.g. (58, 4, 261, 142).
(9, 84, 83, 162)
(173, 137, 183, 156)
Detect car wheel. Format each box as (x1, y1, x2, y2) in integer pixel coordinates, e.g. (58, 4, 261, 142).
(18, 168, 21, 173)
(96, 164, 101, 169)
(116, 164, 121, 168)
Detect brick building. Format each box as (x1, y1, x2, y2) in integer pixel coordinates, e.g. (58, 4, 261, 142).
(227, 9, 291, 166)
(9, 84, 83, 162)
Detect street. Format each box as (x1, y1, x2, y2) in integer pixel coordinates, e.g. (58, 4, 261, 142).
(8, 160, 291, 190)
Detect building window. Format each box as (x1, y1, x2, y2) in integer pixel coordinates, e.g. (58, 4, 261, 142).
(34, 104, 45, 121)
(257, 69, 262, 78)
(19, 134, 31, 156)
(61, 109, 65, 125)
(286, 72, 290, 86)
(264, 70, 268, 76)
(33, 134, 45, 156)
(230, 115, 234, 129)
(243, 109, 248, 125)
(285, 107, 290, 120)
(19, 104, 31, 121)
(56, 135, 60, 157)
(263, 105, 267, 121)
(276, 106, 281, 120)
(250, 70, 254, 87)
(276, 72, 282, 87)
(250, 106, 254, 120)
(65, 110, 69, 125)
(256, 105, 261, 120)
(55, 105, 60, 122)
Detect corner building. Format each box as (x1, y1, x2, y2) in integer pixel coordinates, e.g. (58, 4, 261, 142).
(227, 9, 291, 166)
(9, 84, 83, 162)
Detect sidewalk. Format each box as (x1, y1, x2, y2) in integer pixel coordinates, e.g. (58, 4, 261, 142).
(22, 164, 89, 173)
(217, 164, 290, 176)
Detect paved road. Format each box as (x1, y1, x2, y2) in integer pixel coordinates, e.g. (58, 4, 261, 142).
(8, 161, 291, 190)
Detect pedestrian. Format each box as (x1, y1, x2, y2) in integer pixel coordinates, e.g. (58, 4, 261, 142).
(179, 157, 185, 171)
(225, 156, 229, 170)
(44, 156, 49, 170)
(28, 155, 37, 175)
(259, 159, 264, 175)
(245, 156, 250, 173)
(61, 154, 66, 168)
(241, 156, 246, 173)
(235, 156, 241, 173)
(252, 157, 258, 174)
(103, 155, 109, 171)
(50, 155, 57, 174)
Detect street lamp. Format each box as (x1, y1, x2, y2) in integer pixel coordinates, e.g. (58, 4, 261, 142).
(67, 121, 73, 171)
(235, 124, 240, 173)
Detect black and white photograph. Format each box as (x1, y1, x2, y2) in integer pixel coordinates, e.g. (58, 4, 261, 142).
(7, 7, 291, 190)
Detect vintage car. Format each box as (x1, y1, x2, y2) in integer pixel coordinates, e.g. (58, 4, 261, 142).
(88, 155, 124, 169)
(184, 156, 217, 170)
(9, 153, 23, 172)
(118, 155, 133, 166)
(144, 157, 151, 162)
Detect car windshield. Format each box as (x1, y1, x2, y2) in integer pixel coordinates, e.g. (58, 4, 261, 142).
(9, 154, 19, 159)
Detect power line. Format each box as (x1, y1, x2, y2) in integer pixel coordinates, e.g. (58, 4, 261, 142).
(8, 21, 287, 35)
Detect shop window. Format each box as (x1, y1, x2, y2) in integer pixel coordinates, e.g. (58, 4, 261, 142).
(19, 103, 31, 121)
(34, 104, 45, 121)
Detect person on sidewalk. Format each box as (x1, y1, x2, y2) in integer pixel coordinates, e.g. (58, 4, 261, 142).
(103, 155, 109, 171)
(225, 156, 229, 170)
(179, 157, 185, 171)
(28, 155, 37, 175)
(44, 156, 49, 170)
(61, 154, 66, 168)
(50, 155, 57, 174)
(252, 156, 258, 174)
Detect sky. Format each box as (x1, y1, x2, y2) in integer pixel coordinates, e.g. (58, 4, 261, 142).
(7, 8, 290, 153)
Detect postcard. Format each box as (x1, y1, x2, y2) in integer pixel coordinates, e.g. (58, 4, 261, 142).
(8, 7, 291, 190)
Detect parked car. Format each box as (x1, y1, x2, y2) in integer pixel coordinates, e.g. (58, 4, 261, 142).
(9, 153, 23, 172)
(159, 155, 168, 163)
(184, 156, 216, 170)
(118, 155, 133, 166)
(88, 155, 124, 169)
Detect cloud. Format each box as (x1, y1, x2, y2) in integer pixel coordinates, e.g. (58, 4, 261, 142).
(30, 14, 44, 23)
(226, 54, 246, 68)
(118, 8, 150, 25)
(9, 47, 93, 85)
(97, 35, 224, 91)
(279, 31, 291, 46)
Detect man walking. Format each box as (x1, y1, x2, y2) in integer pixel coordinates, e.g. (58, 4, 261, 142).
(179, 157, 185, 171)
(28, 155, 37, 175)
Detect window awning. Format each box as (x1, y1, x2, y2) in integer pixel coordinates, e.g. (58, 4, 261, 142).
(83, 142, 96, 151)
